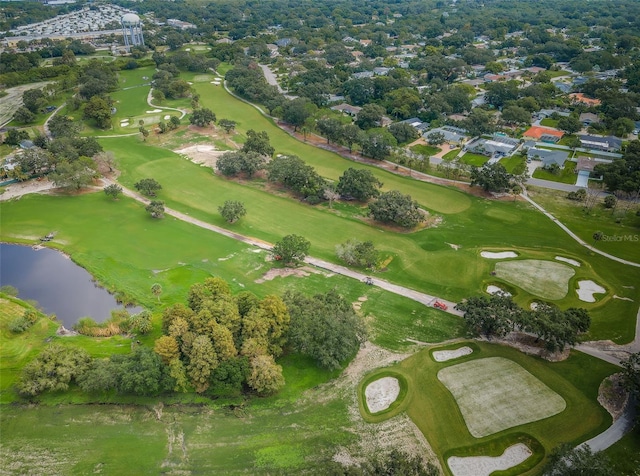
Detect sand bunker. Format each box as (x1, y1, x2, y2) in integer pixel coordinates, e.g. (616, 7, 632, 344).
(120, 121, 129, 127)
(174, 144, 227, 169)
(486, 285, 511, 297)
(448, 443, 532, 476)
(446, 243, 461, 250)
(365, 377, 400, 413)
(577, 280, 606, 302)
(555, 256, 581, 267)
(433, 347, 473, 362)
(164, 115, 171, 120)
(481, 251, 518, 259)
(146, 109, 162, 113)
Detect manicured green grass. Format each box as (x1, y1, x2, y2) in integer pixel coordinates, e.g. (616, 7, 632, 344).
(359, 342, 617, 474)
(604, 425, 640, 475)
(442, 149, 461, 160)
(532, 161, 578, 184)
(410, 144, 441, 157)
(494, 259, 575, 300)
(500, 155, 526, 174)
(460, 152, 490, 167)
(540, 118, 559, 128)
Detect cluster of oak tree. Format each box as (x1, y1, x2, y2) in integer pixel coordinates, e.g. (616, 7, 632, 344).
(18, 277, 365, 398)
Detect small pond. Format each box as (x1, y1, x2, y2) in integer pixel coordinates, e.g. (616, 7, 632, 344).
(0, 243, 141, 328)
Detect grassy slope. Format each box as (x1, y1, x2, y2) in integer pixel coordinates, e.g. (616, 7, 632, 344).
(95, 130, 640, 342)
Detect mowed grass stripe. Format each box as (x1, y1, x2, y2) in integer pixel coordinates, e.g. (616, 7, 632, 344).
(437, 357, 566, 438)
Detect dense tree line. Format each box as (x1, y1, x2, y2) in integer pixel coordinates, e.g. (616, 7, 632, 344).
(456, 295, 591, 352)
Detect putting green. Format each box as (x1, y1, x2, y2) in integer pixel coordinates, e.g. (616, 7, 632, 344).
(494, 259, 575, 300)
(437, 357, 566, 438)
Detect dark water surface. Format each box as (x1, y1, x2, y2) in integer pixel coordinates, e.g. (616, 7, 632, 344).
(0, 243, 141, 327)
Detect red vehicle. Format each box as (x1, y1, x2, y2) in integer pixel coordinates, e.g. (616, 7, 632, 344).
(433, 301, 448, 311)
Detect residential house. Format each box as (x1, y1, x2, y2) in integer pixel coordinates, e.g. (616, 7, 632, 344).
(579, 112, 600, 126)
(527, 148, 569, 168)
(330, 103, 362, 116)
(578, 134, 622, 152)
(523, 126, 564, 143)
(464, 134, 520, 158)
(424, 126, 468, 145)
(400, 117, 429, 132)
(352, 71, 374, 79)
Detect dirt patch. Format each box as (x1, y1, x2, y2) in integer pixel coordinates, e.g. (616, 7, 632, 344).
(0, 177, 57, 201)
(254, 266, 320, 283)
(448, 443, 532, 476)
(307, 343, 441, 473)
(352, 296, 368, 311)
(364, 377, 400, 413)
(174, 144, 227, 170)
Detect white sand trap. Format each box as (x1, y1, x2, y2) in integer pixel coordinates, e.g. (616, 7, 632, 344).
(448, 443, 532, 476)
(446, 242, 461, 250)
(613, 295, 633, 302)
(481, 251, 518, 259)
(120, 121, 129, 127)
(146, 109, 162, 113)
(164, 115, 171, 120)
(555, 256, 581, 267)
(486, 285, 512, 297)
(365, 377, 400, 413)
(577, 280, 606, 302)
(433, 346, 473, 362)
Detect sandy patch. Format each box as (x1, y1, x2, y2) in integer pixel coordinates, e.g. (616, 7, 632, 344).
(164, 115, 171, 120)
(613, 295, 633, 302)
(486, 285, 511, 297)
(120, 121, 129, 127)
(174, 144, 226, 169)
(437, 357, 566, 438)
(576, 280, 606, 302)
(448, 443, 532, 476)
(254, 266, 322, 283)
(446, 242, 461, 250)
(365, 377, 400, 413)
(352, 296, 368, 311)
(0, 178, 57, 201)
(555, 256, 581, 267)
(146, 109, 162, 113)
(433, 346, 473, 362)
(481, 251, 518, 259)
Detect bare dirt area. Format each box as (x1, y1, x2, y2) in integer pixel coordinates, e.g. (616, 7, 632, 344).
(0, 82, 51, 127)
(0, 177, 56, 201)
(174, 144, 228, 170)
(597, 373, 629, 421)
(254, 266, 322, 283)
(306, 343, 442, 473)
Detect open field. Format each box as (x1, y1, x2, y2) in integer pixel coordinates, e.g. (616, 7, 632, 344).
(437, 357, 566, 438)
(360, 341, 617, 474)
(494, 259, 576, 300)
(527, 186, 640, 263)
